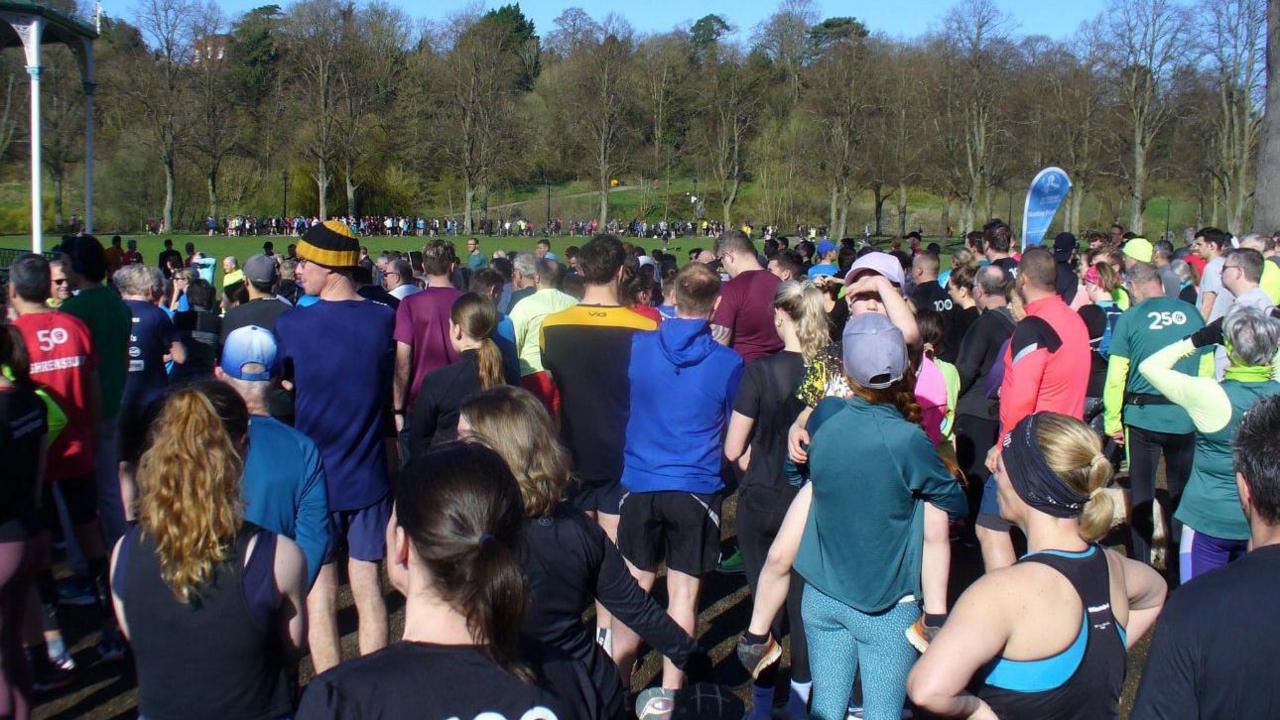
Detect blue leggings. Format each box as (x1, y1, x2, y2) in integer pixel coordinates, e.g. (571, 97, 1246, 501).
(1179, 527, 1247, 583)
(802, 584, 919, 720)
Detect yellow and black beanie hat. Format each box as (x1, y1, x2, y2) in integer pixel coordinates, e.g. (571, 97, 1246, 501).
(297, 220, 360, 268)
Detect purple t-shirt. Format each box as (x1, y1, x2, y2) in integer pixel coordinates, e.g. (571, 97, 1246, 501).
(712, 269, 783, 364)
(392, 287, 461, 410)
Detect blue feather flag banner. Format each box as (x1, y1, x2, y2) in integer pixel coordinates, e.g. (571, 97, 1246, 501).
(1021, 167, 1072, 250)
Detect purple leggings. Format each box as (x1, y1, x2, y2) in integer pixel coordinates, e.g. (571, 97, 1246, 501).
(0, 539, 34, 720)
(1179, 527, 1248, 583)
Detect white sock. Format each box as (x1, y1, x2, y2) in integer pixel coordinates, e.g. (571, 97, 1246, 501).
(596, 626, 613, 658)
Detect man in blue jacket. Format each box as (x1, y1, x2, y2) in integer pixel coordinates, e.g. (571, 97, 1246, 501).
(613, 262, 744, 717)
(216, 325, 331, 587)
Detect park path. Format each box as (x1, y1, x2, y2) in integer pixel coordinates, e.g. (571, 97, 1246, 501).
(486, 184, 638, 213)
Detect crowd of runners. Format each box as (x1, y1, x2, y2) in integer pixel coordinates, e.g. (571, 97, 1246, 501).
(2, 218, 1280, 720)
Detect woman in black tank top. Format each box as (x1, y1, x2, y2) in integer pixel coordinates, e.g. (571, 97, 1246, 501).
(907, 412, 1167, 719)
(107, 382, 308, 720)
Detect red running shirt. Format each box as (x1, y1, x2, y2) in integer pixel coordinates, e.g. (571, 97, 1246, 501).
(15, 312, 98, 480)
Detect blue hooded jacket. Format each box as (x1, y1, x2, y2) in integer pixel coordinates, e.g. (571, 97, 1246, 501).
(622, 318, 744, 494)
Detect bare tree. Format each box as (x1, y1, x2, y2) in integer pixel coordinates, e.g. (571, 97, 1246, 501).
(753, 0, 819, 105)
(1102, 0, 1191, 233)
(1254, 0, 1280, 230)
(334, 1, 408, 217)
(545, 7, 599, 58)
(937, 0, 1012, 232)
(1040, 29, 1109, 233)
(37, 48, 85, 230)
(563, 14, 636, 227)
(1202, 0, 1265, 234)
(0, 53, 23, 165)
(635, 32, 688, 218)
(285, 0, 344, 219)
(438, 11, 521, 233)
(190, 2, 241, 223)
(697, 44, 772, 225)
(118, 0, 197, 232)
(803, 18, 871, 239)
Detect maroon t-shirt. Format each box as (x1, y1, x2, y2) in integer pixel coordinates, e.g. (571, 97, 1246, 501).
(393, 287, 461, 410)
(712, 269, 783, 364)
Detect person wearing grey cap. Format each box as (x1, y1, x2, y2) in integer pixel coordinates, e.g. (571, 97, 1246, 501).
(221, 253, 291, 346)
(737, 313, 966, 720)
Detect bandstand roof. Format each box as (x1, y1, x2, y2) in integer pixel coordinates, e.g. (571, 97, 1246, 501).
(0, 2, 97, 49)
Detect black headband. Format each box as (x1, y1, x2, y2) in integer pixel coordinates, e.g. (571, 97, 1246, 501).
(1002, 414, 1089, 519)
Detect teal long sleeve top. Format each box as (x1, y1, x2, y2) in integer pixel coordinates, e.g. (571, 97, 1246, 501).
(794, 395, 966, 613)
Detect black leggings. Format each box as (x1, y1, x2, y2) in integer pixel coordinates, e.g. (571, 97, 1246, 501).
(954, 414, 999, 528)
(1126, 426, 1195, 569)
(737, 486, 809, 685)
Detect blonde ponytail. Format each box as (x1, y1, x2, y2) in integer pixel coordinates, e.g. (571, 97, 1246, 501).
(774, 281, 831, 362)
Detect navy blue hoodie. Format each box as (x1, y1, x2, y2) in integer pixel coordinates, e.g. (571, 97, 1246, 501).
(622, 318, 744, 494)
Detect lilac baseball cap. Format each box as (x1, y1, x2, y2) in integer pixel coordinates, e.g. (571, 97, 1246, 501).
(840, 251, 906, 299)
(841, 313, 908, 390)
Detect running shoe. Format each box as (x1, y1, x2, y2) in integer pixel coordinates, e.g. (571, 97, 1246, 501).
(636, 687, 676, 720)
(29, 651, 75, 694)
(56, 576, 98, 606)
(49, 648, 77, 673)
(96, 628, 128, 663)
(905, 616, 941, 654)
(736, 632, 781, 681)
(716, 549, 745, 575)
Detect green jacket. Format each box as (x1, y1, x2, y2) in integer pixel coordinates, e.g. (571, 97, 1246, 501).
(1140, 338, 1280, 540)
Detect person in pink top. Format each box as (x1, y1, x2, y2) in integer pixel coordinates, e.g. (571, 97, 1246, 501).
(976, 246, 1092, 571)
(393, 241, 461, 431)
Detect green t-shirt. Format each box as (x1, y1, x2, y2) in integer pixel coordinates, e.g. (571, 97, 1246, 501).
(1110, 296, 1204, 434)
(61, 285, 131, 419)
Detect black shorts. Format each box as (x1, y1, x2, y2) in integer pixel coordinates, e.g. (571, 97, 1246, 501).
(118, 401, 161, 465)
(568, 476, 625, 516)
(617, 490, 722, 576)
(40, 474, 98, 529)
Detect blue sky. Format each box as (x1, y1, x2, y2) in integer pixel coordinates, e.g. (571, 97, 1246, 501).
(97, 0, 1110, 41)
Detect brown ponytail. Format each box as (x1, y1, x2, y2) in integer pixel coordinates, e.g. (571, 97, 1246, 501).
(451, 292, 503, 390)
(397, 442, 529, 678)
(849, 365, 922, 427)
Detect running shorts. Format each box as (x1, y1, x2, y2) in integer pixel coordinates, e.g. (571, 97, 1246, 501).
(618, 490, 723, 576)
(323, 496, 392, 564)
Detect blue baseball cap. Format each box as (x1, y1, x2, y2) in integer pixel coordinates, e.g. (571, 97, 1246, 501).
(816, 240, 837, 256)
(220, 325, 278, 381)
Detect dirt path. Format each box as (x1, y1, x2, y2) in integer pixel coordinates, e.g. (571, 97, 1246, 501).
(485, 184, 638, 213)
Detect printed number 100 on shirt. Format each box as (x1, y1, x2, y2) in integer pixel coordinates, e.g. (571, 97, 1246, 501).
(447, 709, 559, 720)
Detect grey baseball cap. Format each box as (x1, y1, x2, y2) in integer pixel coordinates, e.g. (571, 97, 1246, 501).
(841, 312, 908, 390)
(244, 253, 278, 285)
